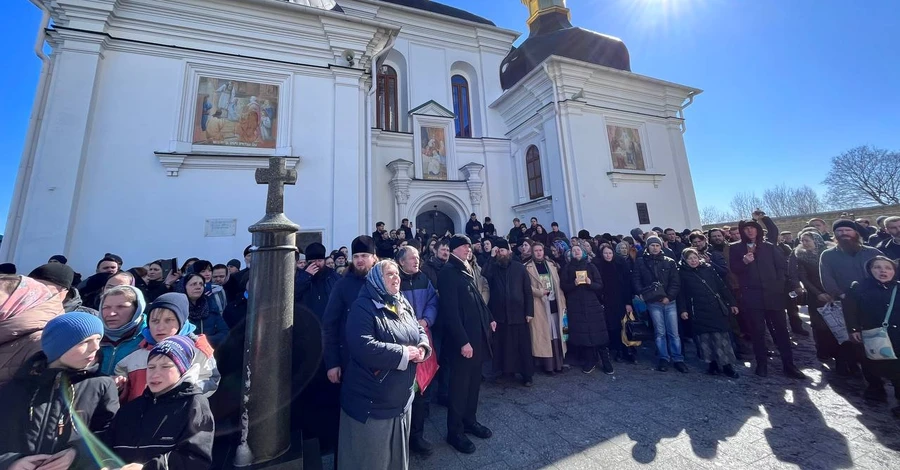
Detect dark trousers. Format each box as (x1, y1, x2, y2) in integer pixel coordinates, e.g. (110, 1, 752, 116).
(579, 345, 599, 366)
(746, 308, 794, 366)
(411, 388, 430, 439)
(447, 342, 485, 438)
(784, 293, 804, 332)
(492, 322, 534, 381)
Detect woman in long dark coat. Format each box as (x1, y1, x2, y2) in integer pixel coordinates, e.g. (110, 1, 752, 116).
(594, 244, 635, 362)
(790, 230, 839, 363)
(561, 245, 611, 374)
(677, 249, 740, 378)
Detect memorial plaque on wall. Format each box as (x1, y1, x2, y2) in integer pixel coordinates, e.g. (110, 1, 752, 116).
(296, 232, 323, 253)
(205, 218, 237, 237)
(636, 203, 650, 225)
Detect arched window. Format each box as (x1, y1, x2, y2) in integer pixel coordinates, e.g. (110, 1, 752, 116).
(376, 65, 399, 131)
(451, 75, 472, 137)
(526, 145, 544, 199)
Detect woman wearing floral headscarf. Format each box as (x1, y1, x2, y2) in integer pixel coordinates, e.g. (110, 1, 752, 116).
(0, 275, 64, 385)
(791, 230, 840, 364)
(338, 260, 431, 470)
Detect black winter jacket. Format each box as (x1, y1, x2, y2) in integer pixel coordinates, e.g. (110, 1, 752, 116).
(728, 220, 787, 311)
(482, 259, 534, 325)
(0, 354, 118, 470)
(437, 255, 494, 356)
(676, 261, 736, 335)
(295, 266, 341, 319)
(845, 279, 900, 344)
(420, 257, 446, 291)
(561, 259, 608, 347)
(632, 251, 680, 301)
(103, 370, 214, 470)
(341, 283, 430, 423)
(323, 270, 368, 370)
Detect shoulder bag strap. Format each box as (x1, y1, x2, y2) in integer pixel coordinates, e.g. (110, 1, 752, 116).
(884, 286, 898, 327)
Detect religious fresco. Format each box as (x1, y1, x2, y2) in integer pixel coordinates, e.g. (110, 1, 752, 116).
(606, 124, 646, 171)
(421, 126, 448, 180)
(193, 77, 279, 149)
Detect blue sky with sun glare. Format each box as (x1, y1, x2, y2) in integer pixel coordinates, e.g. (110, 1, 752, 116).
(1, 0, 899, 233)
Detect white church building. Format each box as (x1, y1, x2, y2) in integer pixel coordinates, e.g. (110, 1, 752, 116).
(2, 0, 702, 273)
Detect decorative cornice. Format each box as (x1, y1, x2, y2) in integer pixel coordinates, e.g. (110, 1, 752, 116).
(606, 171, 665, 188)
(154, 151, 300, 177)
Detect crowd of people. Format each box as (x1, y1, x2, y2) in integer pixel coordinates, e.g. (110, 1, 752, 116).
(1, 211, 899, 470)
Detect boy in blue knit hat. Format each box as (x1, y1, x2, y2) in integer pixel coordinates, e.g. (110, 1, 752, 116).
(0, 312, 119, 470)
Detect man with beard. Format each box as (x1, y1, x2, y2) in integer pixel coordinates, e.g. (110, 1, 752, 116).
(664, 228, 687, 263)
(396, 246, 439, 456)
(729, 219, 807, 379)
(875, 216, 900, 262)
(525, 217, 539, 239)
(438, 235, 496, 454)
(296, 243, 341, 319)
(421, 238, 450, 288)
(323, 236, 378, 385)
(868, 216, 891, 247)
(482, 239, 534, 386)
(819, 220, 885, 399)
(689, 231, 727, 278)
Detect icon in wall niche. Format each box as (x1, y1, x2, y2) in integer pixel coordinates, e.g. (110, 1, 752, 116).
(421, 126, 448, 180)
(193, 77, 279, 149)
(607, 124, 646, 171)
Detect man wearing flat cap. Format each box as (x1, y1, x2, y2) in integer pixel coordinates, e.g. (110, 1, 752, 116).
(437, 234, 496, 454)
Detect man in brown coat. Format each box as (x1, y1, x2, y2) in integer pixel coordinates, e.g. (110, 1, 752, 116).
(524, 242, 568, 374)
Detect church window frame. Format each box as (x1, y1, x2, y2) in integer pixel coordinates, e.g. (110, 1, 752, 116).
(376, 65, 399, 131)
(451, 75, 472, 137)
(525, 145, 544, 199)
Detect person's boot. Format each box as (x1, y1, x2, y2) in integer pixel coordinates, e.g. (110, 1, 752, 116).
(723, 364, 740, 379)
(783, 364, 808, 380)
(673, 362, 689, 373)
(626, 347, 638, 364)
(657, 359, 669, 372)
(707, 361, 720, 376)
(755, 363, 768, 377)
(600, 349, 615, 375)
(410, 435, 434, 457)
(581, 362, 596, 374)
(835, 360, 853, 377)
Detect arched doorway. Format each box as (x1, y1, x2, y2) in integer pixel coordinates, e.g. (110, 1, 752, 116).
(416, 207, 455, 238)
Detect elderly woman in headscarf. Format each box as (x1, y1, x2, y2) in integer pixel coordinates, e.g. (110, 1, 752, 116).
(790, 229, 840, 364)
(550, 239, 571, 269)
(0, 275, 64, 385)
(338, 260, 431, 470)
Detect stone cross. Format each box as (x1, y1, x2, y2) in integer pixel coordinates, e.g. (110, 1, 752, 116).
(255, 157, 297, 214)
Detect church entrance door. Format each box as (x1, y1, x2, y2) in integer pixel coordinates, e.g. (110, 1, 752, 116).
(416, 209, 455, 238)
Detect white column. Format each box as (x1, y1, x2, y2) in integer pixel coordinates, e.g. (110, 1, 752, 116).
(331, 69, 367, 246)
(666, 121, 702, 228)
(14, 30, 106, 269)
(460, 162, 485, 216)
(387, 159, 414, 222)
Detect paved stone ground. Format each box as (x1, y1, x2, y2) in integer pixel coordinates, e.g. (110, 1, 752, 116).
(398, 314, 900, 470)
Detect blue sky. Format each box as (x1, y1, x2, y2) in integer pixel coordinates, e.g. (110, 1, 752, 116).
(2, 0, 899, 233)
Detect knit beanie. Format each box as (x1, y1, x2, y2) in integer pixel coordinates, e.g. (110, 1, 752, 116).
(227, 259, 242, 270)
(148, 292, 190, 331)
(49, 255, 68, 265)
(41, 312, 105, 365)
(832, 219, 860, 235)
(29, 263, 76, 290)
(351, 236, 377, 255)
(645, 236, 663, 247)
(305, 242, 327, 261)
(448, 234, 472, 251)
(149, 335, 195, 375)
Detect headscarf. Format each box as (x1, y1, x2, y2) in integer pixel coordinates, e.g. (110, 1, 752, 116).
(99, 285, 147, 342)
(552, 239, 571, 256)
(567, 247, 588, 262)
(366, 261, 403, 307)
(615, 242, 630, 259)
(176, 274, 211, 322)
(0, 276, 57, 322)
(795, 231, 827, 265)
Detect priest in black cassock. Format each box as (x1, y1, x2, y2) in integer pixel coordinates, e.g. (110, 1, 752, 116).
(482, 239, 535, 386)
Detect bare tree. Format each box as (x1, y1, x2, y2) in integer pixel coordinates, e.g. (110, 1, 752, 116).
(762, 184, 825, 216)
(729, 192, 764, 220)
(824, 146, 900, 207)
(699, 206, 733, 226)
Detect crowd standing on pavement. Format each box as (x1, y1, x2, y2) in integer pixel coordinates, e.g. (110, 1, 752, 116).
(1, 211, 900, 470)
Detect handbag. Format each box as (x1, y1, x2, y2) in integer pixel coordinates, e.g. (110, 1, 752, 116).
(861, 286, 898, 361)
(624, 310, 654, 342)
(415, 327, 440, 392)
(639, 261, 667, 303)
(818, 301, 850, 344)
(691, 272, 730, 316)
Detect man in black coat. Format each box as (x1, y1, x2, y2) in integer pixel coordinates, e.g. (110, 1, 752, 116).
(465, 213, 483, 241)
(729, 220, 807, 379)
(664, 228, 687, 262)
(438, 235, 496, 454)
(507, 217, 522, 249)
(876, 216, 900, 262)
(421, 238, 450, 288)
(482, 239, 534, 386)
(295, 242, 341, 320)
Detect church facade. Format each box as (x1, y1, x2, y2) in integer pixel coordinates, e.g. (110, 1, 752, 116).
(2, 0, 701, 273)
